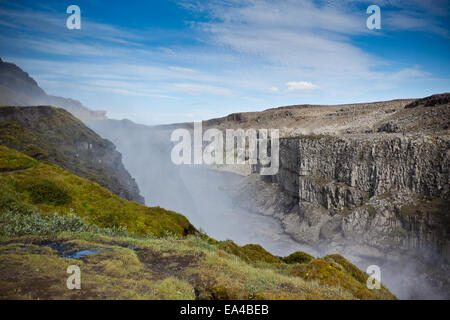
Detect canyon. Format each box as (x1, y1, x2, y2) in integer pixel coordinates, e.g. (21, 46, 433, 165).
(199, 94, 450, 299)
(1, 58, 448, 299)
(118, 93, 448, 299)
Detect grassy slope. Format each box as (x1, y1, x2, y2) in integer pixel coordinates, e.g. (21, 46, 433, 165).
(0, 146, 194, 237)
(0, 146, 396, 300)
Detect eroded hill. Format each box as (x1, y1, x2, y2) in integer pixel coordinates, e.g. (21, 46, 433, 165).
(0, 58, 106, 121)
(0, 106, 144, 204)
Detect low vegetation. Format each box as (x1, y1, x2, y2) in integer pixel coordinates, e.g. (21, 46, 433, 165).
(0, 146, 194, 237)
(0, 146, 396, 300)
(26, 180, 72, 206)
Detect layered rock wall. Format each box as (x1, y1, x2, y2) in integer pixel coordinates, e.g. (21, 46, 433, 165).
(251, 134, 449, 259)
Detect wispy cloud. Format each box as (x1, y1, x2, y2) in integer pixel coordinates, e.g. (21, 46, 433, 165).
(0, 0, 448, 124)
(169, 83, 234, 96)
(286, 81, 317, 92)
(269, 86, 280, 93)
(346, 0, 450, 37)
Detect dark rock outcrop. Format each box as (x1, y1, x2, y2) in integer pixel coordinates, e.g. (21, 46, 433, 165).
(0, 106, 144, 204)
(405, 93, 450, 109)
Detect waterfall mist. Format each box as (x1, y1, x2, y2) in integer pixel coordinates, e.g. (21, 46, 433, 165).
(87, 119, 448, 300)
(87, 119, 318, 257)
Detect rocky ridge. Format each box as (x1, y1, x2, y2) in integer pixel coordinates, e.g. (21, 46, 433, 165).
(0, 106, 144, 204)
(0, 58, 106, 121)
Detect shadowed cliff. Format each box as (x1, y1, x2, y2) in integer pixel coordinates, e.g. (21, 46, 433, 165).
(0, 106, 144, 204)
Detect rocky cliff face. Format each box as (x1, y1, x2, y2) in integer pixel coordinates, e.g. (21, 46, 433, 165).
(220, 94, 450, 298)
(236, 135, 448, 247)
(0, 58, 106, 121)
(0, 106, 144, 204)
(275, 135, 448, 251)
(233, 134, 449, 298)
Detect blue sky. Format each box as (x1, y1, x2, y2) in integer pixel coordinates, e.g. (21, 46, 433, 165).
(0, 0, 449, 125)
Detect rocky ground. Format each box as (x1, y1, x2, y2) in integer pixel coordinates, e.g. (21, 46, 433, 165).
(201, 93, 449, 136)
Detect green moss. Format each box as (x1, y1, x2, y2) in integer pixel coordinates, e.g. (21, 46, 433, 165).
(217, 241, 282, 264)
(282, 251, 314, 264)
(323, 254, 367, 284)
(288, 257, 396, 300)
(154, 278, 195, 300)
(0, 146, 40, 171)
(0, 146, 195, 237)
(26, 180, 72, 206)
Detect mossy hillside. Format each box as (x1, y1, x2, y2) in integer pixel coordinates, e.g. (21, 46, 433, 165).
(217, 241, 282, 264)
(287, 255, 394, 300)
(0, 107, 103, 161)
(0, 106, 143, 203)
(0, 145, 40, 171)
(0, 198, 396, 299)
(0, 147, 396, 300)
(217, 241, 317, 266)
(0, 146, 194, 237)
(282, 251, 315, 264)
(0, 230, 396, 300)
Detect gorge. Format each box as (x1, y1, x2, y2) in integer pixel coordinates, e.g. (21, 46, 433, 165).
(87, 94, 449, 299)
(1, 58, 448, 299)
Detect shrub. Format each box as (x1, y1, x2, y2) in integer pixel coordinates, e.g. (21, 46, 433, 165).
(282, 251, 314, 264)
(0, 203, 131, 238)
(217, 241, 282, 264)
(323, 254, 368, 284)
(26, 180, 72, 206)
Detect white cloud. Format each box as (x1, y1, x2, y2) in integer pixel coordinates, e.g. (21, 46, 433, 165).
(0, 0, 446, 125)
(189, 0, 379, 83)
(169, 83, 233, 96)
(169, 66, 198, 74)
(286, 81, 317, 92)
(269, 86, 279, 93)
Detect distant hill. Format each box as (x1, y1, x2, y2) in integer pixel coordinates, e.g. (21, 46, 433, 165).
(161, 93, 448, 137)
(0, 58, 106, 121)
(0, 106, 144, 204)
